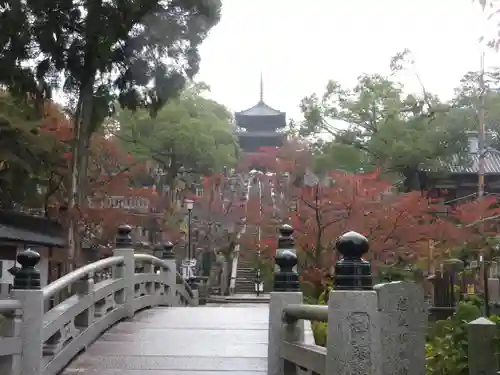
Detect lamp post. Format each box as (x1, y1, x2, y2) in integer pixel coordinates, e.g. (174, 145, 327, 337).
(185, 199, 194, 261)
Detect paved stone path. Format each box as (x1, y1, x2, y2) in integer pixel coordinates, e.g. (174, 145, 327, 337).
(208, 294, 270, 304)
(63, 304, 268, 374)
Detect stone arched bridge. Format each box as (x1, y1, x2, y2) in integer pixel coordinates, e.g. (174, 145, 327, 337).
(0, 225, 486, 375)
(0, 226, 269, 375)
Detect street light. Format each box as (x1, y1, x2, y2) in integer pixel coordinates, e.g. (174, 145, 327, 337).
(185, 199, 194, 261)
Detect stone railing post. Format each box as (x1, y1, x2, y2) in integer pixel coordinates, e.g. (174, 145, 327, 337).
(113, 225, 135, 318)
(189, 278, 200, 306)
(327, 231, 427, 375)
(11, 249, 44, 375)
(268, 224, 303, 375)
(468, 317, 498, 375)
(156, 241, 177, 306)
(326, 231, 381, 375)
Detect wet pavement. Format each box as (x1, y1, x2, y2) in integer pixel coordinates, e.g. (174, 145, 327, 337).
(63, 304, 268, 374)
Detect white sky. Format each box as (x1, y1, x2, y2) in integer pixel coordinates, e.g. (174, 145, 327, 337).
(197, 0, 499, 120)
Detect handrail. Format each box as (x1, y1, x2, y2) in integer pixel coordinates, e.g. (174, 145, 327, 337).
(178, 273, 194, 298)
(134, 254, 194, 298)
(133, 254, 193, 299)
(283, 304, 328, 323)
(42, 256, 124, 299)
(134, 254, 171, 271)
(0, 299, 22, 312)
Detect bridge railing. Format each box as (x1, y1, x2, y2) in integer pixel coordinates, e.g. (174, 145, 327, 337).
(268, 225, 498, 375)
(269, 227, 428, 375)
(0, 225, 197, 375)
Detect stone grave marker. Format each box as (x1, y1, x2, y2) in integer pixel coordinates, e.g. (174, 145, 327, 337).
(375, 281, 427, 375)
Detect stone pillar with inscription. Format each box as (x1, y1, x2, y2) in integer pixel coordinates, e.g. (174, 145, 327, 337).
(375, 281, 427, 375)
(326, 231, 381, 375)
(326, 232, 428, 375)
(268, 224, 302, 375)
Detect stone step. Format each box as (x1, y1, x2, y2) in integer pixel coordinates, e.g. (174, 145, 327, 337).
(236, 275, 254, 279)
(235, 281, 255, 286)
(208, 295, 269, 304)
(234, 289, 257, 294)
(236, 272, 256, 277)
(236, 271, 255, 276)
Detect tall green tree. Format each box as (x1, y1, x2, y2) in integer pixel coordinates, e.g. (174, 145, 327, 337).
(299, 53, 468, 191)
(0, 94, 67, 210)
(0, 0, 221, 256)
(116, 83, 237, 203)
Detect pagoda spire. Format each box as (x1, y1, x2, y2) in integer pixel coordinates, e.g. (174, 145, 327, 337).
(259, 71, 264, 103)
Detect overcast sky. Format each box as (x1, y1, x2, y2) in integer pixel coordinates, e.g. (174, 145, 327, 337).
(196, 0, 499, 120)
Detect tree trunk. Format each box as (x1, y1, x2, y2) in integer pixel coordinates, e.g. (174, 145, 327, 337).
(67, 79, 94, 267)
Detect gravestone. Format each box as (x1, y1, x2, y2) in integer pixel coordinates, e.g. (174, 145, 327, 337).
(488, 278, 500, 302)
(375, 281, 427, 375)
(468, 317, 497, 375)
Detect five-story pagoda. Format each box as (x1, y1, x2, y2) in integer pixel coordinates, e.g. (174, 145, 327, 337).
(235, 77, 286, 160)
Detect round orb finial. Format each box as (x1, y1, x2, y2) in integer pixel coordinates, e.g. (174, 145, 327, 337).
(336, 231, 369, 258)
(17, 249, 41, 268)
(279, 224, 293, 237)
(116, 224, 133, 248)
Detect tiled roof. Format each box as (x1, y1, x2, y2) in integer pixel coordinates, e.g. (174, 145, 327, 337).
(235, 101, 284, 117)
(0, 224, 66, 247)
(421, 148, 500, 174)
(0, 210, 66, 247)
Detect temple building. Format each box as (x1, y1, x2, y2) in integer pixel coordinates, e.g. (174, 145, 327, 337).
(419, 131, 500, 203)
(235, 76, 286, 166)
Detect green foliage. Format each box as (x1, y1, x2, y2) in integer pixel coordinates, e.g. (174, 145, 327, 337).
(312, 140, 370, 174)
(308, 280, 332, 347)
(426, 301, 482, 375)
(0, 95, 66, 209)
(298, 53, 480, 190)
(311, 321, 328, 347)
(377, 265, 415, 283)
(0, 0, 222, 114)
(116, 84, 237, 184)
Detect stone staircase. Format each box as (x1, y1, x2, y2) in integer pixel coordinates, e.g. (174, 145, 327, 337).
(235, 257, 256, 294)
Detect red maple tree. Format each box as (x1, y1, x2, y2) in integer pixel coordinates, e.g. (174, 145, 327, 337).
(447, 196, 500, 258)
(251, 170, 469, 292)
(80, 135, 163, 248)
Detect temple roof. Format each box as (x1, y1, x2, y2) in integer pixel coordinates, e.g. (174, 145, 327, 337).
(235, 73, 285, 118)
(235, 100, 285, 117)
(0, 210, 66, 247)
(420, 147, 500, 174)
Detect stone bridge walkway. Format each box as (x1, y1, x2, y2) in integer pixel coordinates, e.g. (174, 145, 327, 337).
(63, 304, 269, 375)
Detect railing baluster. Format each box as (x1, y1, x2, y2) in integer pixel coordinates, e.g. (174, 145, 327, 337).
(74, 272, 95, 328)
(113, 224, 135, 318)
(11, 249, 44, 375)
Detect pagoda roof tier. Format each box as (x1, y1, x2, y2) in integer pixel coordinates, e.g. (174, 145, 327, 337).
(236, 100, 284, 117)
(236, 130, 284, 137)
(235, 101, 286, 130)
